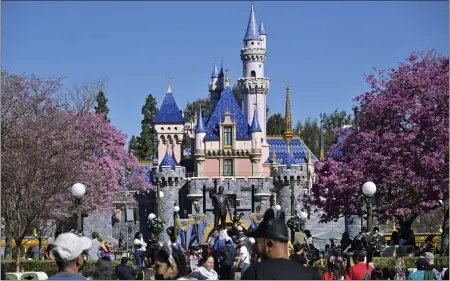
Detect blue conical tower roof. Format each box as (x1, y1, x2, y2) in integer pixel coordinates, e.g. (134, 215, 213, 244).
(249, 108, 262, 133)
(259, 21, 266, 35)
(160, 150, 177, 170)
(195, 107, 206, 134)
(243, 3, 261, 41)
(219, 58, 224, 77)
(211, 60, 219, 78)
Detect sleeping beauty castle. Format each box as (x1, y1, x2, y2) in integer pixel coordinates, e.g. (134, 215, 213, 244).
(84, 3, 360, 248)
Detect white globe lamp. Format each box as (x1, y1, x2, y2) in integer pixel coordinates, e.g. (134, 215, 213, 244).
(362, 181, 377, 197)
(148, 213, 156, 220)
(174, 206, 180, 213)
(275, 205, 281, 211)
(71, 183, 86, 198)
(300, 211, 308, 220)
(159, 191, 164, 198)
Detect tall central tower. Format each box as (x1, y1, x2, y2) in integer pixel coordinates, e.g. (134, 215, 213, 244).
(237, 3, 270, 141)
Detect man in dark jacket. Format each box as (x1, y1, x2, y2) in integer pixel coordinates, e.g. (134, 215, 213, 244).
(218, 239, 236, 280)
(115, 257, 136, 280)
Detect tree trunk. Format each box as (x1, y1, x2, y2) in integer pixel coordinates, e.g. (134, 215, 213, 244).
(38, 237, 43, 260)
(4, 233, 13, 260)
(441, 200, 449, 255)
(15, 242, 22, 273)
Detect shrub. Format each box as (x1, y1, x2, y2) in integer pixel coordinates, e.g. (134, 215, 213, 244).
(1, 260, 135, 277)
(312, 256, 449, 271)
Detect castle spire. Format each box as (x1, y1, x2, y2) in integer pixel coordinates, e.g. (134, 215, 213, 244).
(195, 107, 206, 134)
(244, 2, 261, 41)
(259, 20, 266, 35)
(283, 83, 293, 147)
(167, 76, 172, 94)
(211, 58, 219, 78)
(219, 57, 224, 77)
(249, 102, 262, 133)
(319, 127, 324, 161)
(225, 69, 230, 87)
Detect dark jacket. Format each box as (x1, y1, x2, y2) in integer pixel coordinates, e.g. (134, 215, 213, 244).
(115, 263, 136, 280)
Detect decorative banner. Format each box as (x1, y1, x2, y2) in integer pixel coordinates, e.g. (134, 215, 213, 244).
(176, 219, 193, 232)
(187, 214, 206, 247)
(249, 213, 264, 225)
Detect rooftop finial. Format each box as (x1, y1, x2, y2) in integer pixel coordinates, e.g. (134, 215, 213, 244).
(225, 69, 230, 87)
(211, 57, 219, 78)
(167, 76, 172, 94)
(283, 83, 293, 146)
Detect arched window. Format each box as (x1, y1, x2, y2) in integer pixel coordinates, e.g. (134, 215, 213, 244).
(251, 71, 256, 78)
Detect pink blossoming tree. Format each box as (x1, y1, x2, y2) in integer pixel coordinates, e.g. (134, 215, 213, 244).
(1, 72, 151, 268)
(304, 51, 449, 253)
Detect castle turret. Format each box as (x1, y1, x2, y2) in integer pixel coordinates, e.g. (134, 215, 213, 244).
(249, 104, 262, 176)
(209, 59, 222, 110)
(153, 78, 185, 164)
(194, 107, 206, 177)
(152, 147, 185, 241)
(237, 3, 270, 141)
(259, 21, 266, 49)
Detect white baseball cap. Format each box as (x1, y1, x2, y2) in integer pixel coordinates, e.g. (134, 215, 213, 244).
(52, 232, 92, 261)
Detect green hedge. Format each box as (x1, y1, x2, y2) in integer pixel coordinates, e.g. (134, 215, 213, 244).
(313, 256, 449, 271)
(2, 257, 449, 277)
(1, 260, 134, 278)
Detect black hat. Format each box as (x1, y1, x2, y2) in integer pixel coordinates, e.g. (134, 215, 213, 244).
(416, 258, 428, 270)
(353, 250, 366, 261)
(293, 243, 303, 253)
(246, 209, 289, 243)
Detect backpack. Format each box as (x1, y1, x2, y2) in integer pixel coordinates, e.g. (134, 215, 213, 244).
(362, 263, 371, 280)
(220, 247, 234, 266)
(393, 270, 406, 280)
(424, 269, 439, 280)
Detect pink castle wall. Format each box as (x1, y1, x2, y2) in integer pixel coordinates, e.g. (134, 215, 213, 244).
(235, 158, 253, 179)
(262, 164, 271, 177)
(204, 159, 220, 178)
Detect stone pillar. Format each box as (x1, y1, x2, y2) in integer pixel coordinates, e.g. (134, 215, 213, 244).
(277, 185, 291, 215)
(159, 185, 179, 242)
(345, 215, 361, 239)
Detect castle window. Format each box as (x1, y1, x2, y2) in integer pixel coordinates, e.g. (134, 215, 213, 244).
(224, 126, 232, 147)
(224, 159, 233, 176)
(259, 64, 261, 68)
(258, 42, 260, 45)
(251, 42, 254, 45)
(251, 71, 256, 78)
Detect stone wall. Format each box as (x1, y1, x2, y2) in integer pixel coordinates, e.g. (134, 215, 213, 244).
(83, 210, 113, 237)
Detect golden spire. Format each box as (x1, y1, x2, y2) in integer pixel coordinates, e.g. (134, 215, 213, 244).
(225, 108, 231, 116)
(167, 76, 172, 94)
(319, 149, 324, 161)
(282, 83, 293, 146)
(225, 69, 230, 87)
(271, 151, 277, 166)
(307, 150, 312, 164)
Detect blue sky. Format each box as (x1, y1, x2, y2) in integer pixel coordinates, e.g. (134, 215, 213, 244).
(3, 1, 448, 143)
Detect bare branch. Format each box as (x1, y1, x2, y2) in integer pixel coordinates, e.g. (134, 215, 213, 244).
(65, 76, 108, 114)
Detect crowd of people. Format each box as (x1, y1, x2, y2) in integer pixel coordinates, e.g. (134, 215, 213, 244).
(7, 209, 448, 280)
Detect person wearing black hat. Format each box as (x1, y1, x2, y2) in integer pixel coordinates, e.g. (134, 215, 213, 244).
(240, 209, 321, 280)
(345, 250, 373, 280)
(289, 243, 307, 266)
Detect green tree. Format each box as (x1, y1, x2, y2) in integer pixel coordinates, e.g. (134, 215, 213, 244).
(135, 94, 159, 162)
(232, 85, 242, 110)
(319, 109, 353, 154)
(294, 118, 321, 156)
(128, 135, 139, 154)
(266, 114, 284, 136)
(94, 91, 110, 122)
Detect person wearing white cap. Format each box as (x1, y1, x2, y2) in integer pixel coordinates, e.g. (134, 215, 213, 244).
(48, 232, 92, 280)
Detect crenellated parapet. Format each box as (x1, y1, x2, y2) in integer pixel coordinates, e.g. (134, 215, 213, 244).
(152, 166, 186, 187)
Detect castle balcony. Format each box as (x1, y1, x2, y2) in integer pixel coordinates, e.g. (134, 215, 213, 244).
(237, 77, 270, 91)
(240, 47, 267, 56)
(205, 149, 250, 158)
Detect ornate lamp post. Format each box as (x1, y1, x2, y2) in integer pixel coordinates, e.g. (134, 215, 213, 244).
(300, 211, 308, 221)
(71, 183, 86, 233)
(275, 204, 281, 218)
(173, 205, 180, 242)
(362, 181, 377, 232)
